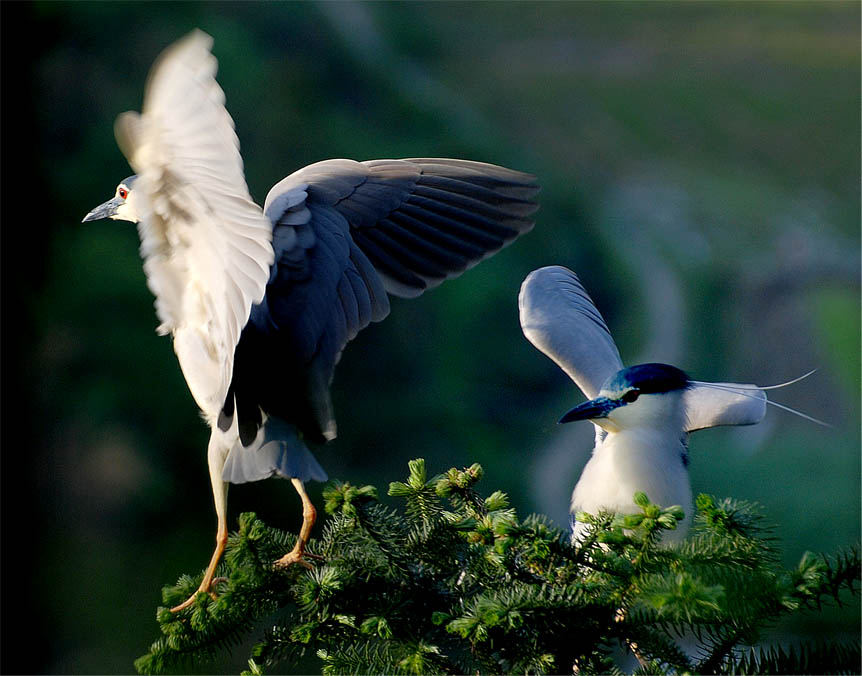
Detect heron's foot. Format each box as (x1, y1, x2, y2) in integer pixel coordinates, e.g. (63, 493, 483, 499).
(169, 588, 214, 613)
(274, 551, 313, 570)
(273, 544, 323, 570)
(169, 577, 226, 612)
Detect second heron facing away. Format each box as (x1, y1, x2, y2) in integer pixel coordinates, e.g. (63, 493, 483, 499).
(83, 30, 538, 611)
(519, 266, 771, 542)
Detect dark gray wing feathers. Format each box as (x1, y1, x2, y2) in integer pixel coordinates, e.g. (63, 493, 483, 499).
(225, 158, 537, 453)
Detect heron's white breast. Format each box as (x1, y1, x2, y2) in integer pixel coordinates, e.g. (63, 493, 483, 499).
(571, 427, 692, 541)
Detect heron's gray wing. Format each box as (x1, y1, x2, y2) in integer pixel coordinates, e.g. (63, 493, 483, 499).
(114, 30, 273, 417)
(265, 158, 538, 297)
(519, 266, 623, 399)
(225, 158, 538, 446)
(684, 383, 766, 432)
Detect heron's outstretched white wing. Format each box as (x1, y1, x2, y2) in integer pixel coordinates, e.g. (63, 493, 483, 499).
(684, 383, 766, 432)
(519, 266, 623, 399)
(113, 30, 274, 417)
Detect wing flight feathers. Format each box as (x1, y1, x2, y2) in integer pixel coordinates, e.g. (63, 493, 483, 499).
(232, 157, 537, 443)
(684, 383, 767, 431)
(519, 266, 623, 400)
(115, 30, 274, 417)
(265, 158, 538, 298)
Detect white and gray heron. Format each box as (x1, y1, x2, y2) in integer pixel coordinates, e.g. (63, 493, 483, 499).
(83, 30, 538, 611)
(519, 266, 817, 542)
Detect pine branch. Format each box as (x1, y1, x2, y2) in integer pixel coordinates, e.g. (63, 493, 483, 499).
(721, 640, 862, 675)
(781, 549, 861, 613)
(135, 460, 860, 675)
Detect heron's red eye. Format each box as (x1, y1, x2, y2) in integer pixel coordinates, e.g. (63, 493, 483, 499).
(622, 390, 640, 403)
(118, 187, 128, 199)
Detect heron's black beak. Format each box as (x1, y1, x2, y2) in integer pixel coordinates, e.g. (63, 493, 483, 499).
(558, 396, 620, 424)
(82, 196, 123, 223)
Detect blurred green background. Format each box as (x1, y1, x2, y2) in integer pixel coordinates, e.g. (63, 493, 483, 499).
(2, 2, 859, 673)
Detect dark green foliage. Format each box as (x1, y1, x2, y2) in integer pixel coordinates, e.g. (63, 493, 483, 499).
(137, 460, 860, 675)
(721, 641, 862, 675)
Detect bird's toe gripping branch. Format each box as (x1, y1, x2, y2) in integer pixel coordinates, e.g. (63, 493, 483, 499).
(274, 478, 323, 570)
(169, 520, 230, 613)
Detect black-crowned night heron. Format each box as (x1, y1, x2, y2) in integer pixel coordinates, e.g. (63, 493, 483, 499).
(519, 266, 817, 542)
(83, 30, 538, 611)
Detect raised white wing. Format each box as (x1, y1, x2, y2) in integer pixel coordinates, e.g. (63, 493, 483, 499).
(114, 30, 274, 417)
(519, 266, 623, 399)
(684, 382, 766, 432)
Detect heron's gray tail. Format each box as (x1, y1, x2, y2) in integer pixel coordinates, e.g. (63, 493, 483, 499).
(222, 417, 328, 484)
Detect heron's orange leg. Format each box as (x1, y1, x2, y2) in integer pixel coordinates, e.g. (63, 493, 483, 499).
(274, 478, 322, 569)
(170, 516, 228, 612)
(171, 442, 231, 613)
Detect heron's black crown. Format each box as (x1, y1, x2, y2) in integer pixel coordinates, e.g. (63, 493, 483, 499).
(606, 363, 691, 395)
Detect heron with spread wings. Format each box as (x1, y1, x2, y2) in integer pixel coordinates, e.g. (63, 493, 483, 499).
(84, 30, 538, 611)
(518, 266, 773, 542)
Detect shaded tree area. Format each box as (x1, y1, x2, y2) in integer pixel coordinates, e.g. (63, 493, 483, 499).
(138, 461, 859, 675)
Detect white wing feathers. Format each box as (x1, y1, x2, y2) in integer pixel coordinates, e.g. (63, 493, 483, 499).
(683, 383, 766, 431)
(519, 266, 623, 400)
(114, 30, 274, 418)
